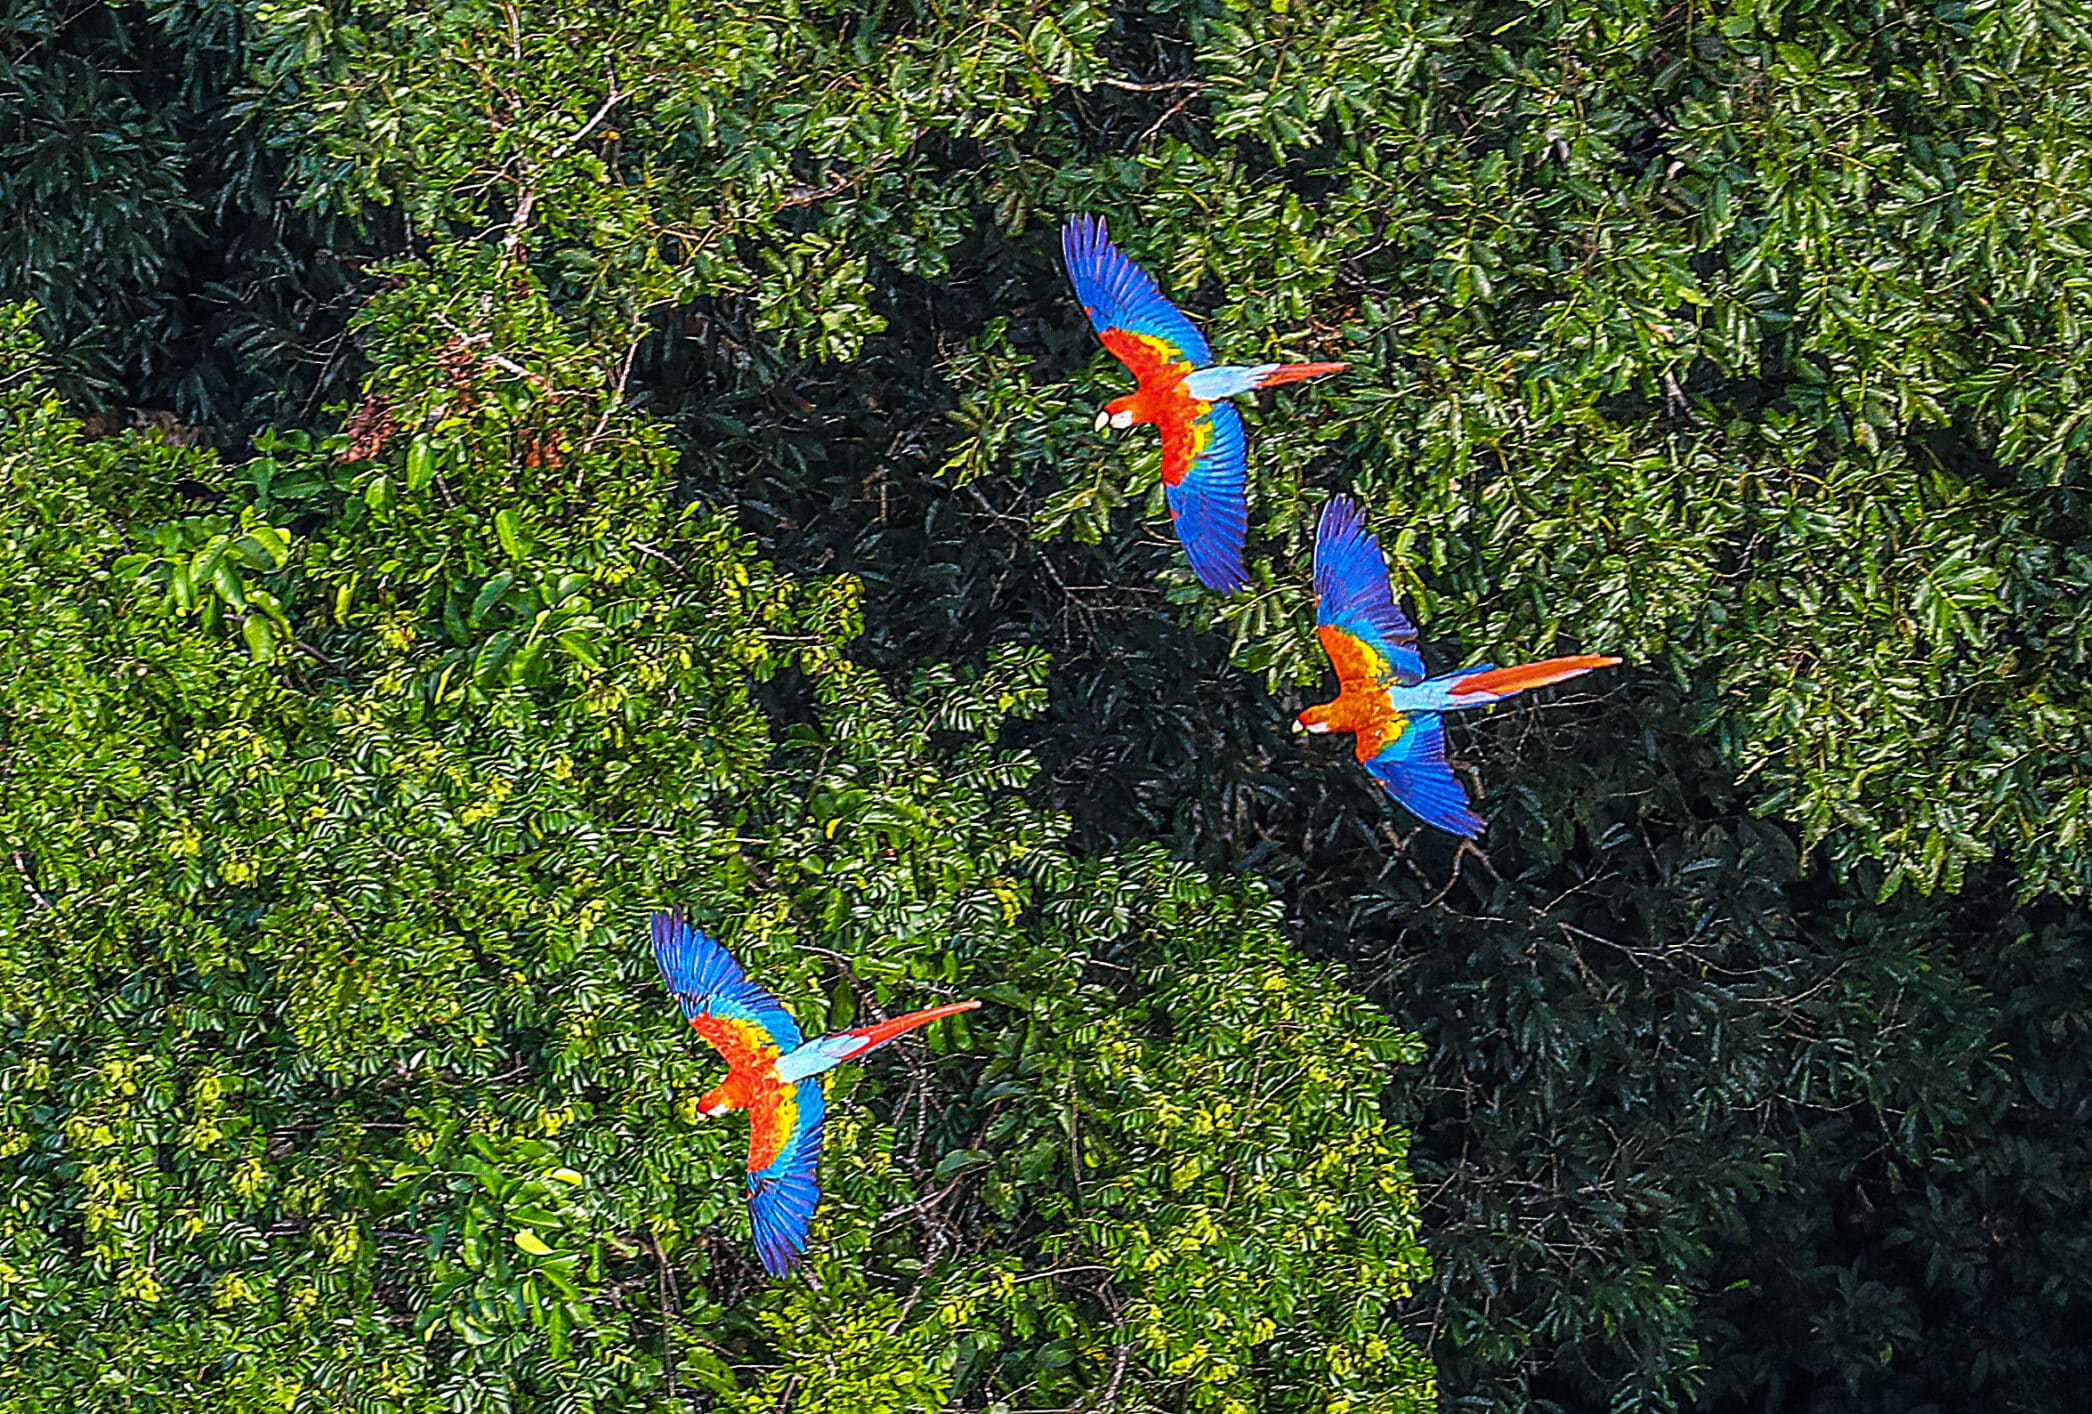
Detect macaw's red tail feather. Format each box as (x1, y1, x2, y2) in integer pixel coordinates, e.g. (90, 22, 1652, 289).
(1451, 654, 1622, 699)
(843, 999, 982, 1055)
(1253, 361, 1348, 388)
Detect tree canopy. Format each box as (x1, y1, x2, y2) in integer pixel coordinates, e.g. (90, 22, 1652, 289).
(6, 0, 2092, 1410)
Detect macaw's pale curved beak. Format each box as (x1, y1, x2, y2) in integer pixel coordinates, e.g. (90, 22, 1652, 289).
(1290, 718, 1307, 735)
(1094, 409, 1111, 431)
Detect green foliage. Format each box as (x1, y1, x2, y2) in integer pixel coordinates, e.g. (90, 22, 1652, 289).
(0, 0, 382, 422)
(19, 0, 2092, 1409)
(0, 291, 1431, 1409)
(1072, 890, 1433, 1413)
(924, 0, 2092, 898)
(1286, 687, 2092, 1414)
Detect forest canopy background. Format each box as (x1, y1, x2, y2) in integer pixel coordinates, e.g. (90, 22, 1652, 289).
(5, 0, 2092, 1411)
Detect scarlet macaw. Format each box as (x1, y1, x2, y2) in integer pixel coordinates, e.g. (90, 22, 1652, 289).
(650, 911, 980, 1275)
(1062, 215, 1348, 591)
(1294, 497, 1620, 838)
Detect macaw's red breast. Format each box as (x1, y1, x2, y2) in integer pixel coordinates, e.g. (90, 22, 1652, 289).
(1156, 401, 1214, 489)
(1098, 328, 1213, 489)
(1308, 625, 1403, 759)
(1341, 695, 1406, 762)
(744, 1081, 802, 1173)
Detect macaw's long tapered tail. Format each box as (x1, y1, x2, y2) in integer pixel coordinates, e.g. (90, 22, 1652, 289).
(1449, 654, 1622, 701)
(842, 1000, 982, 1053)
(775, 999, 983, 1083)
(1252, 361, 1348, 389)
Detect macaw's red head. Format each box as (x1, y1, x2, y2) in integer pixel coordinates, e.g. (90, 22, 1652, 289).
(1292, 700, 1337, 735)
(1095, 392, 1141, 431)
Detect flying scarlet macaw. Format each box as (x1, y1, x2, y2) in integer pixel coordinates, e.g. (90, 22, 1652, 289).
(1063, 215, 1347, 592)
(1294, 497, 1620, 838)
(650, 911, 981, 1275)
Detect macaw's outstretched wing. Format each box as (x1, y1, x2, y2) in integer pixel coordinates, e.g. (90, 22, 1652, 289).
(1314, 496, 1424, 688)
(1161, 398, 1249, 592)
(1364, 713, 1484, 839)
(744, 1076, 826, 1276)
(1063, 215, 1213, 380)
(650, 911, 804, 1068)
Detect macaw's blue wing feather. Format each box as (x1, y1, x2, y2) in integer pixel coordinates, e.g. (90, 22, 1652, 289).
(1062, 215, 1213, 367)
(649, 911, 804, 1051)
(1365, 714, 1484, 839)
(1165, 399, 1249, 592)
(747, 1078, 825, 1276)
(1314, 496, 1425, 687)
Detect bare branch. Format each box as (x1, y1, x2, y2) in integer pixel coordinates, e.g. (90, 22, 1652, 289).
(1096, 76, 1203, 93)
(549, 85, 628, 164)
(581, 323, 646, 454)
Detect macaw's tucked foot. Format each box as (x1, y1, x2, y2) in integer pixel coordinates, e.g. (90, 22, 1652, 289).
(1252, 360, 1349, 388)
(1450, 654, 1622, 701)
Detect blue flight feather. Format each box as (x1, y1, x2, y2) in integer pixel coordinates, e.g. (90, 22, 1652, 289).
(1366, 715, 1485, 839)
(1315, 496, 1425, 686)
(1062, 215, 1213, 366)
(1166, 400, 1250, 591)
(748, 1079, 825, 1275)
(649, 911, 804, 1050)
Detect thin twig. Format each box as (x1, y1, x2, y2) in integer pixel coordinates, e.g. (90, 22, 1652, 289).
(549, 83, 628, 164)
(629, 541, 687, 575)
(502, 189, 538, 258)
(1137, 95, 1195, 145)
(12, 852, 52, 911)
(651, 1230, 679, 1402)
(1013, 1263, 1116, 1284)
(433, 316, 555, 390)
(1096, 77, 1203, 93)
(582, 325, 646, 454)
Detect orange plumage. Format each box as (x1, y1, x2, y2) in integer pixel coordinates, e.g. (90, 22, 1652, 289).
(1450, 655, 1623, 699)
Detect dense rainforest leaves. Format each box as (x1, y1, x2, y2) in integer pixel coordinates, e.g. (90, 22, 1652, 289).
(0, 301, 1432, 1409)
(0, 0, 386, 423)
(7, 0, 2092, 1410)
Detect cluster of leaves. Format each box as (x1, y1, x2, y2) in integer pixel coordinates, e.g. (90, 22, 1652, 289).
(0, 278, 1431, 1412)
(921, 0, 2092, 899)
(208, 0, 2091, 893)
(15, 0, 2092, 1408)
(1280, 688, 2092, 1413)
(0, 0, 386, 422)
